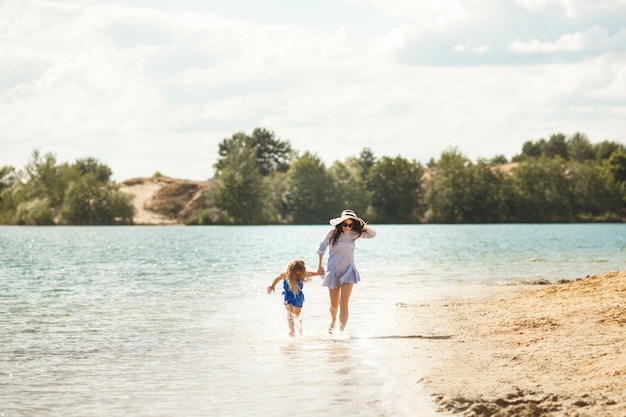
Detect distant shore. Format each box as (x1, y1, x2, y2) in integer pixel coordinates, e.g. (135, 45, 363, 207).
(382, 270, 626, 417)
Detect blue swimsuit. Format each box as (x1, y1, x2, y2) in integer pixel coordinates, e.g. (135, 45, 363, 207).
(282, 279, 305, 308)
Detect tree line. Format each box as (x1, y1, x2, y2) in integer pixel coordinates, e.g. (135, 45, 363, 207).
(202, 129, 625, 224)
(0, 150, 133, 225)
(1, 129, 625, 225)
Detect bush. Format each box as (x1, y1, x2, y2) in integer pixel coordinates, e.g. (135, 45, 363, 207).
(15, 198, 54, 225)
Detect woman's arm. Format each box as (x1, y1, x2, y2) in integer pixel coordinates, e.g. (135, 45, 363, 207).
(361, 225, 376, 239)
(316, 253, 325, 276)
(315, 229, 332, 275)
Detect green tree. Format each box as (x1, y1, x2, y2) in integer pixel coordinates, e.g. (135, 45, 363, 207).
(0, 180, 25, 224)
(0, 165, 17, 194)
(7, 149, 77, 223)
(74, 157, 113, 182)
(509, 157, 574, 222)
(1, 150, 133, 225)
(606, 150, 626, 211)
(567, 133, 595, 162)
(514, 133, 592, 162)
(214, 132, 250, 176)
(0, 166, 19, 222)
(328, 158, 369, 217)
(249, 128, 293, 176)
(368, 155, 423, 223)
(263, 171, 290, 223)
(214, 128, 293, 177)
(15, 198, 54, 225)
(285, 152, 339, 224)
(23, 149, 73, 207)
(488, 155, 509, 165)
(568, 161, 623, 220)
(513, 140, 542, 161)
(465, 161, 508, 222)
(595, 140, 626, 161)
(426, 149, 506, 223)
(425, 148, 471, 223)
(60, 175, 133, 225)
(606, 151, 626, 183)
(356, 148, 376, 183)
(212, 145, 268, 224)
(544, 133, 568, 159)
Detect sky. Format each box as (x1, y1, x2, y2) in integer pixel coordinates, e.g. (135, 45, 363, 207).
(1, 0, 626, 181)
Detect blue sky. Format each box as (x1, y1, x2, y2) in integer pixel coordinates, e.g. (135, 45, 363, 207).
(2, 0, 625, 181)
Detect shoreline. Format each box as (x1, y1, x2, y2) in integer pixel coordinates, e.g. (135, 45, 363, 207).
(382, 271, 626, 417)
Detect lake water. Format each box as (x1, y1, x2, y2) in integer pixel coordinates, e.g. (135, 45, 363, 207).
(1, 224, 624, 416)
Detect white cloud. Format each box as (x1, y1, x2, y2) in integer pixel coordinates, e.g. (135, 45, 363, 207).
(509, 25, 624, 54)
(452, 38, 491, 54)
(349, 0, 487, 32)
(516, 0, 626, 18)
(585, 54, 626, 100)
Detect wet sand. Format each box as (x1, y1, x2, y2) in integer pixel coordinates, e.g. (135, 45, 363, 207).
(385, 270, 626, 417)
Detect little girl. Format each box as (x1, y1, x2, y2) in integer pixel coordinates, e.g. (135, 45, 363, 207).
(267, 259, 320, 337)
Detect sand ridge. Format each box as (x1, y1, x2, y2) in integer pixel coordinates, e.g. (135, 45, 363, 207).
(118, 177, 210, 225)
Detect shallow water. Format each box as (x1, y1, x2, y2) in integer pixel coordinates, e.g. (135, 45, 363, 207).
(1, 224, 624, 416)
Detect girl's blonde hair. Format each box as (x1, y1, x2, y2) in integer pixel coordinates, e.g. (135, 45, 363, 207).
(285, 259, 311, 295)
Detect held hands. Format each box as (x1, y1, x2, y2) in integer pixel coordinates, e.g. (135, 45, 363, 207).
(267, 267, 324, 295)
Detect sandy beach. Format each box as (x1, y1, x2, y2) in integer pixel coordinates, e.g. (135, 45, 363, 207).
(385, 270, 626, 417)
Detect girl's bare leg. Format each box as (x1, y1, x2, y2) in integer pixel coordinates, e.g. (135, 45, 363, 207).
(338, 283, 353, 331)
(328, 287, 341, 334)
(295, 308, 303, 335)
(285, 305, 302, 337)
(285, 305, 295, 337)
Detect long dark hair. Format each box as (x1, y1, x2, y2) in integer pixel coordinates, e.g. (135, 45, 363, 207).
(329, 220, 364, 247)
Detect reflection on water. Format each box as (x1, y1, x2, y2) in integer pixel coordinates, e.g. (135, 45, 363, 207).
(275, 335, 396, 416)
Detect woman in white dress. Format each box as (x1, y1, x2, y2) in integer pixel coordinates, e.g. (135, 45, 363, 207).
(316, 210, 376, 334)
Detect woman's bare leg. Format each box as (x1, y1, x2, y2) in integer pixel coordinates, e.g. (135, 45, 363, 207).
(338, 283, 353, 331)
(328, 287, 341, 334)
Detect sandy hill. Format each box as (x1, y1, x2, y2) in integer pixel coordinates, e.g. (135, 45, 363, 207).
(119, 177, 211, 225)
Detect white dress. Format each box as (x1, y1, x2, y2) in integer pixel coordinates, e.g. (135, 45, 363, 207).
(316, 228, 376, 289)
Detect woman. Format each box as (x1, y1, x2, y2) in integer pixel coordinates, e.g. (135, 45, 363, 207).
(316, 209, 376, 334)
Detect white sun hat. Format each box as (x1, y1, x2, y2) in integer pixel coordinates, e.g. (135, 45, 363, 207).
(329, 209, 365, 226)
